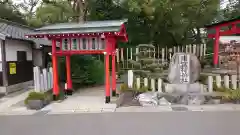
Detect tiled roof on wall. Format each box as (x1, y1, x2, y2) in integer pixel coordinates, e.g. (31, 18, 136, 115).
(0, 18, 51, 46)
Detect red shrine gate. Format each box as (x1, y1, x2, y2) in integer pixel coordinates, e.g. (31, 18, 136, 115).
(26, 19, 128, 103)
(205, 17, 240, 67)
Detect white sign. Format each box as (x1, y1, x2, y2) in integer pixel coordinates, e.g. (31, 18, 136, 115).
(178, 54, 190, 83)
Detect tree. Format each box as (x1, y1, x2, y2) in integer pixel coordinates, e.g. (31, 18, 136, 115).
(42, 0, 89, 22)
(0, 0, 27, 25)
(129, 44, 164, 79)
(120, 0, 219, 46)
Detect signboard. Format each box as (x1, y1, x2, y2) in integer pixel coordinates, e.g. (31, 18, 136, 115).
(61, 38, 105, 51)
(178, 54, 190, 84)
(9, 62, 16, 74)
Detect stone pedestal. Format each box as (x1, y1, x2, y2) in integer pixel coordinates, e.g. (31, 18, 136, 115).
(165, 82, 203, 94)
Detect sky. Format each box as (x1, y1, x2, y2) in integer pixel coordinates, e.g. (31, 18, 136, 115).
(13, 0, 41, 13)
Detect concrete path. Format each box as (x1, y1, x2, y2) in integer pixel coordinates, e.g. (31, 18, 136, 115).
(41, 85, 117, 114)
(0, 90, 37, 115)
(2, 85, 240, 115)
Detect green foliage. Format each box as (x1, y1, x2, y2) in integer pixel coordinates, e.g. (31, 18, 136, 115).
(0, 2, 27, 25)
(120, 83, 130, 92)
(198, 74, 208, 85)
(69, 55, 104, 87)
(222, 90, 240, 101)
(130, 44, 164, 78)
(87, 58, 105, 85)
(119, 83, 150, 94)
(24, 91, 51, 105)
(213, 83, 229, 92)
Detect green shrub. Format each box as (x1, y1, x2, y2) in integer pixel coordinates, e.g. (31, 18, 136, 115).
(213, 83, 230, 92)
(198, 75, 208, 84)
(88, 58, 104, 85)
(24, 92, 46, 105)
(61, 55, 105, 88)
(120, 83, 131, 92)
(120, 83, 150, 94)
(24, 91, 53, 105)
(223, 90, 240, 101)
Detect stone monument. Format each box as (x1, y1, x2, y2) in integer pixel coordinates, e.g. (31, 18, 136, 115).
(165, 53, 205, 105)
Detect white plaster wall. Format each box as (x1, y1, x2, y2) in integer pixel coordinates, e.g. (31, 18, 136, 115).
(0, 40, 2, 61)
(0, 40, 3, 72)
(5, 39, 32, 61)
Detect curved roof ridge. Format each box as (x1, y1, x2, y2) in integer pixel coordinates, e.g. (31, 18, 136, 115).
(0, 18, 33, 30)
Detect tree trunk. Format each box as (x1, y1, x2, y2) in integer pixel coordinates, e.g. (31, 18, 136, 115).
(196, 27, 202, 44)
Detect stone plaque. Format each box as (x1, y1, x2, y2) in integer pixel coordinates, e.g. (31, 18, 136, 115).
(178, 54, 190, 84)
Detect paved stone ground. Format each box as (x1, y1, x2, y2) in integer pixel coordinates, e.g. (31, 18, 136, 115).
(1, 85, 240, 115)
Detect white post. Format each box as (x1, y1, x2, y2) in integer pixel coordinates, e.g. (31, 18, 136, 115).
(200, 44, 204, 58)
(35, 67, 41, 92)
(189, 45, 192, 53)
(193, 44, 197, 55)
(203, 43, 206, 57)
(216, 75, 221, 88)
(151, 78, 155, 92)
(121, 48, 124, 62)
(42, 68, 48, 91)
(224, 75, 230, 89)
(157, 78, 163, 92)
(40, 74, 44, 92)
(136, 78, 140, 89)
(177, 46, 180, 52)
(126, 48, 129, 68)
(169, 48, 172, 60)
(130, 48, 133, 60)
(47, 71, 51, 89)
(49, 67, 53, 89)
(144, 78, 148, 87)
(64, 83, 67, 90)
(136, 47, 139, 61)
(185, 45, 188, 53)
(128, 70, 133, 88)
(231, 75, 237, 90)
(33, 67, 37, 91)
(173, 46, 176, 54)
(208, 76, 213, 92)
(238, 65, 240, 88)
(116, 48, 120, 63)
(162, 48, 165, 63)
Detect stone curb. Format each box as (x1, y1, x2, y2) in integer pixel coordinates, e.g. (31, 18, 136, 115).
(1, 105, 240, 115)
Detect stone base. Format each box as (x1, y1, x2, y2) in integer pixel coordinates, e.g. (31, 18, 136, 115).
(112, 90, 116, 97)
(27, 100, 45, 110)
(165, 82, 205, 93)
(64, 89, 73, 95)
(53, 95, 60, 101)
(105, 96, 111, 103)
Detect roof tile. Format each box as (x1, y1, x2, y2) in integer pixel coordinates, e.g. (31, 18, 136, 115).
(0, 18, 50, 46)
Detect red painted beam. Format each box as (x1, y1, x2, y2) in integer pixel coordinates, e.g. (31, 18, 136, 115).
(208, 28, 240, 38)
(207, 19, 240, 29)
(55, 50, 105, 55)
(26, 32, 120, 39)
